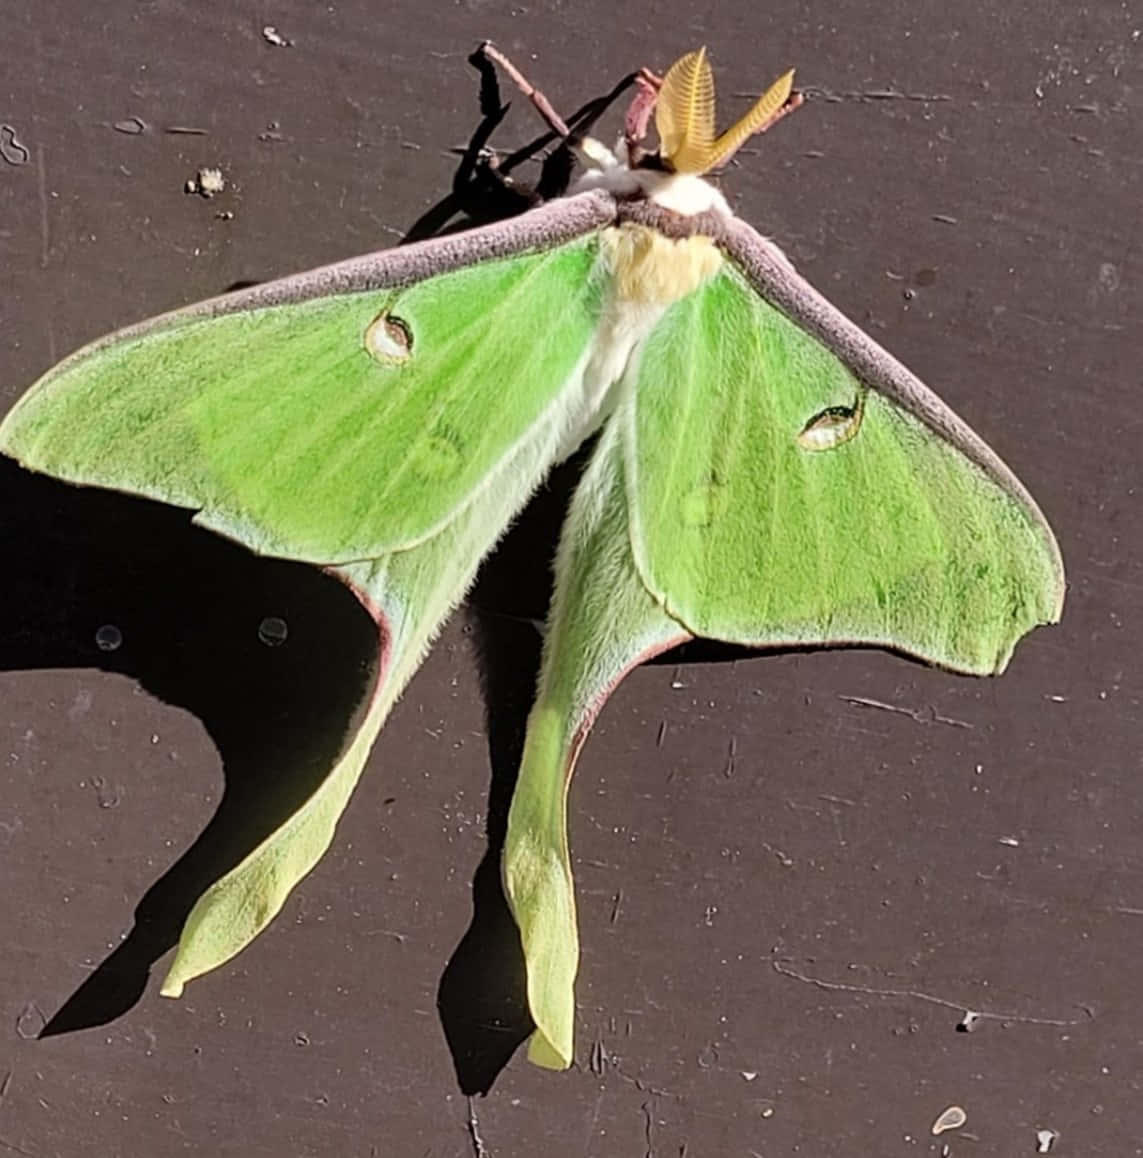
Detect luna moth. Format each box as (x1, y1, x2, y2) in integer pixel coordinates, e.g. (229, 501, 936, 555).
(0, 45, 1063, 1071)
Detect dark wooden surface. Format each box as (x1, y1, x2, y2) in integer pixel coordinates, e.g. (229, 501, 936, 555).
(1, 2, 1140, 1154)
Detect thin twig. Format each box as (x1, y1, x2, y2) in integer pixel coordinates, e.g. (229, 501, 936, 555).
(477, 42, 570, 137)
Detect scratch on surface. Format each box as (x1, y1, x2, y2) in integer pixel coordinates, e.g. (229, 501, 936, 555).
(610, 889, 624, 925)
(0, 1071, 10, 1101)
(822, 799, 847, 848)
(36, 145, 50, 270)
(642, 1099, 655, 1158)
(723, 735, 737, 778)
(0, 1139, 35, 1158)
(582, 1088, 605, 1155)
(772, 958, 1092, 1028)
(656, 720, 668, 748)
(613, 1062, 672, 1099)
(465, 1096, 489, 1158)
(362, 927, 408, 943)
(761, 842, 794, 867)
(839, 694, 973, 728)
(757, 85, 953, 104)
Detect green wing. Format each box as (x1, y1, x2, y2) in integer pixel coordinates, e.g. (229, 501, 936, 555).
(503, 419, 687, 1069)
(164, 443, 541, 997)
(503, 241, 1063, 1070)
(623, 262, 1063, 671)
(2, 239, 602, 562)
(1, 219, 611, 997)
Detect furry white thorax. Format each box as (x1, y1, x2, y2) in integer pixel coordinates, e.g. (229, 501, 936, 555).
(568, 136, 732, 218)
(548, 140, 732, 461)
(551, 299, 667, 462)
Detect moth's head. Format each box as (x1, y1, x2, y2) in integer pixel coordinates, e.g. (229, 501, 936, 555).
(654, 47, 796, 176)
(570, 48, 798, 216)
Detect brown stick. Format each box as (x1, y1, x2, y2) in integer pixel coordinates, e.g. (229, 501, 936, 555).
(476, 41, 571, 138)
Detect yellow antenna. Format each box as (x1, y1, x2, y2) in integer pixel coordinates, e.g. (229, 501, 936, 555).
(656, 48, 717, 173)
(655, 48, 796, 175)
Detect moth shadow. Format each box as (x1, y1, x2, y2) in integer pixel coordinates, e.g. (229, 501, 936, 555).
(0, 456, 377, 1036)
(436, 456, 574, 1093)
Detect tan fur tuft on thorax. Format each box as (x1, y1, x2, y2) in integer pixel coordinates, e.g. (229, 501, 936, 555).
(599, 225, 723, 305)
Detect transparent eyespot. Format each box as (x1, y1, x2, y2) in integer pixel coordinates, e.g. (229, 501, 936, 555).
(364, 313, 412, 364)
(797, 391, 865, 451)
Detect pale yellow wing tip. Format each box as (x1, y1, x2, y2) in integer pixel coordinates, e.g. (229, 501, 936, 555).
(159, 974, 186, 999)
(527, 1028, 573, 1069)
(160, 939, 207, 997)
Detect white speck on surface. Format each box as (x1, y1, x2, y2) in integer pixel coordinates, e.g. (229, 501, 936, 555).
(1097, 262, 1120, 293)
(1036, 1127, 1058, 1153)
(931, 1105, 966, 1135)
(185, 167, 226, 197)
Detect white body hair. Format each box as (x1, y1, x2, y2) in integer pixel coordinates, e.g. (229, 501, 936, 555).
(569, 137, 733, 218)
